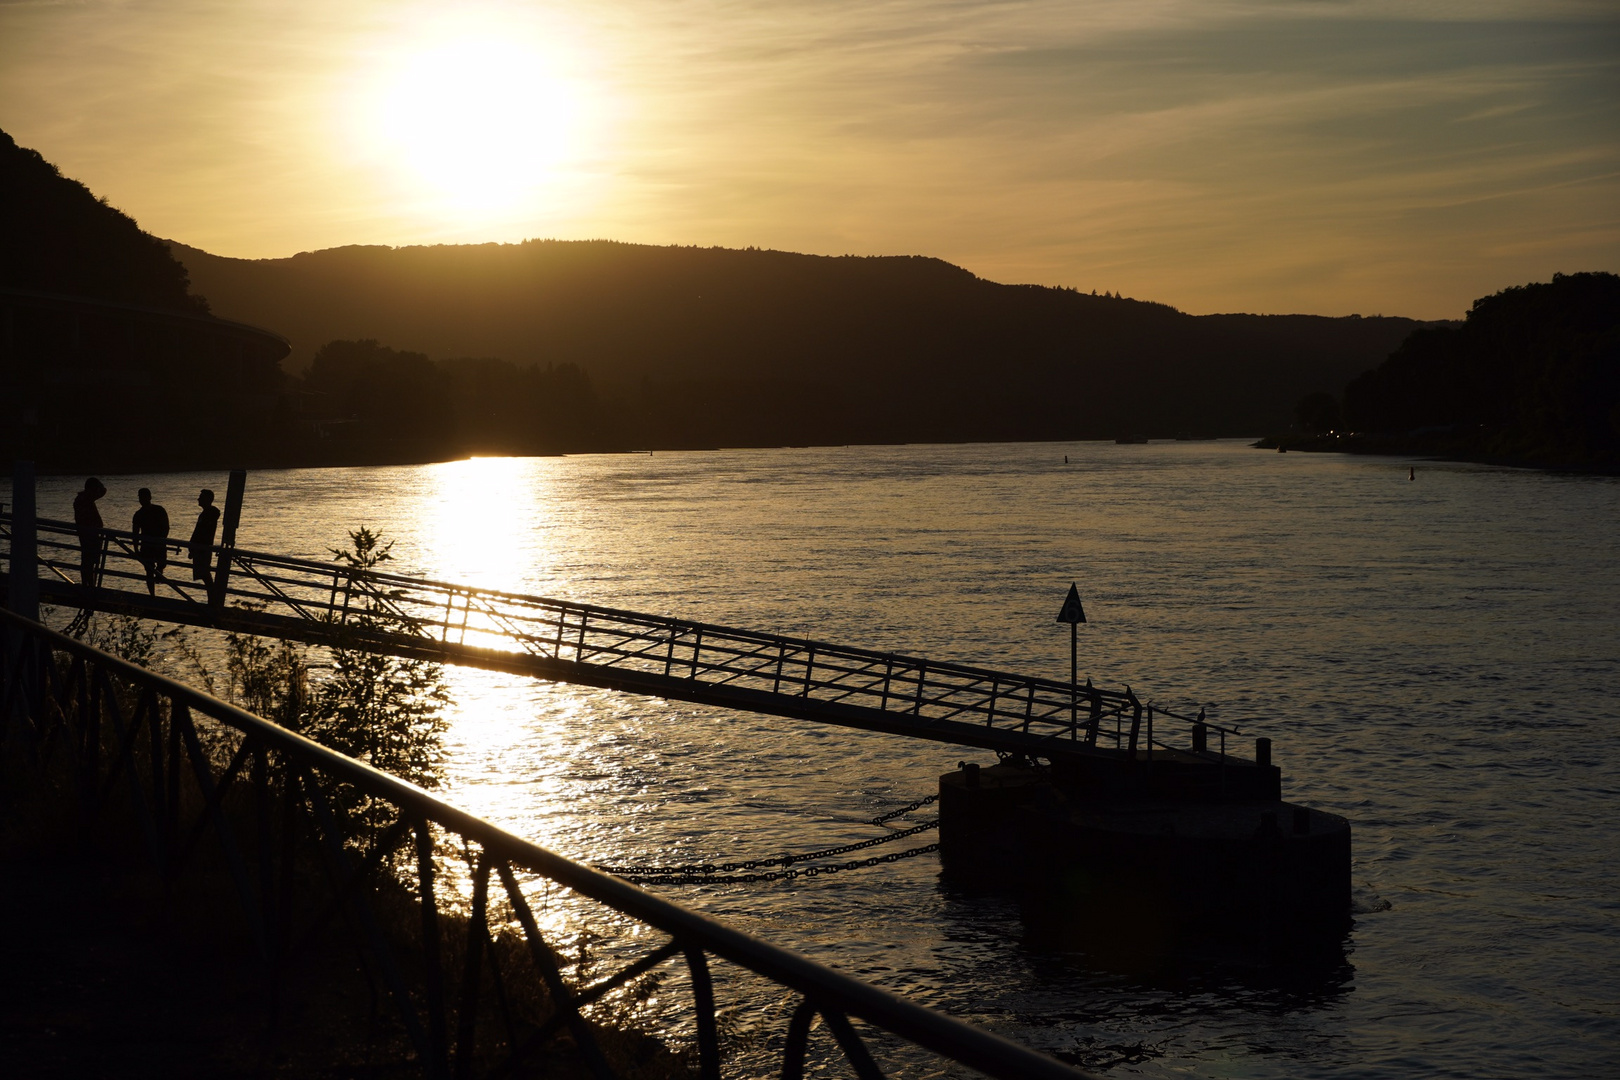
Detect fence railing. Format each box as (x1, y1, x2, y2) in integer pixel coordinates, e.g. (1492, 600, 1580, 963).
(2, 513, 1241, 765)
(0, 607, 1083, 1079)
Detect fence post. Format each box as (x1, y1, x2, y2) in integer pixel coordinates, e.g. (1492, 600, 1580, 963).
(1126, 688, 1142, 758)
(1085, 680, 1101, 746)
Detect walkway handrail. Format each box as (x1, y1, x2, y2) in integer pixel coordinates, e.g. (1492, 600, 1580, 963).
(3, 512, 1246, 762)
(0, 606, 1083, 1078)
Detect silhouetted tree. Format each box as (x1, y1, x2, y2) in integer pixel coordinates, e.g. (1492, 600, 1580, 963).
(301, 339, 454, 458)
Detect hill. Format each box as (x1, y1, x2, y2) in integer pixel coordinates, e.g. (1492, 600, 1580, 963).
(1339, 273, 1620, 470)
(0, 130, 206, 314)
(172, 240, 1426, 448)
(0, 129, 289, 473)
(0, 121, 1433, 464)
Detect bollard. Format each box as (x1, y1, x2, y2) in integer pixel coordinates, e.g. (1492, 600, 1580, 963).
(963, 762, 981, 788)
(1256, 737, 1271, 768)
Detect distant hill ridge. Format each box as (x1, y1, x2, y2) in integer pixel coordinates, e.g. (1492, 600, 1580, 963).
(171, 239, 1425, 444)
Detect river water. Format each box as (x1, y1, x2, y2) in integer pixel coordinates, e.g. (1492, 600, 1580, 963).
(30, 441, 1620, 1077)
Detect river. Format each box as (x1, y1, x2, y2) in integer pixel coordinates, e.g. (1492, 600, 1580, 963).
(29, 440, 1620, 1077)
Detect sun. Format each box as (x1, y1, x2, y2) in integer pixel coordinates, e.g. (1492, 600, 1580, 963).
(356, 28, 595, 218)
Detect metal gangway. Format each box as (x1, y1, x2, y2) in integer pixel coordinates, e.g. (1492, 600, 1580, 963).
(1, 511, 1242, 767)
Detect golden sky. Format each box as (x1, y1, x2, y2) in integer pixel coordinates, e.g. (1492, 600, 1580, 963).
(2, 0, 1616, 318)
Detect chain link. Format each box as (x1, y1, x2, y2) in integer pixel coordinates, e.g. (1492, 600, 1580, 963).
(619, 843, 942, 886)
(594, 817, 939, 878)
(596, 790, 946, 880)
(867, 792, 938, 825)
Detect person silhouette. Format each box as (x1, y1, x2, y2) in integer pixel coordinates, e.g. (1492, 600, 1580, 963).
(190, 488, 220, 589)
(132, 488, 170, 595)
(72, 477, 106, 588)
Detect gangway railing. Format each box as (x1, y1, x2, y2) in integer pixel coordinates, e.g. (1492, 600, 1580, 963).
(0, 607, 1083, 1079)
(1, 513, 1242, 765)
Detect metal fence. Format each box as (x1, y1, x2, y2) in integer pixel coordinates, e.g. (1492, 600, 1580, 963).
(2, 513, 1240, 766)
(0, 607, 1082, 1079)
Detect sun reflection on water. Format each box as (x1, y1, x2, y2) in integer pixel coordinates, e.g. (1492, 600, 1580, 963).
(418, 457, 542, 589)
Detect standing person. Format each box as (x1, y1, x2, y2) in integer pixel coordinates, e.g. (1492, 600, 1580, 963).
(132, 488, 170, 595)
(72, 477, 106, 588)
(190, 488, 220, 589)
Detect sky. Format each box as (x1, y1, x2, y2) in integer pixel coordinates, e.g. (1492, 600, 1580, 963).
(1, 0, 1616, 319)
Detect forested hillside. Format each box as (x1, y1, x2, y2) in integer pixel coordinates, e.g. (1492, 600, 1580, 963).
(2, 122, 1438, 468)
(1, 131, 207, 313)
(1340, 273, 1619, 469)
(173, 240, 1425, 448)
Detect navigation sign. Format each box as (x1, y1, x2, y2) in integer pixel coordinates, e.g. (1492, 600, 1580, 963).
(1055, 583, 1087, 625)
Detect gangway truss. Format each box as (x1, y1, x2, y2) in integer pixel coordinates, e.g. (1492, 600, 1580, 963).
(1, 513, 1242, 766)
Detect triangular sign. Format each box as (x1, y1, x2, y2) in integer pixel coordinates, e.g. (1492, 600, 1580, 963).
(1055, 583, 1087, 624)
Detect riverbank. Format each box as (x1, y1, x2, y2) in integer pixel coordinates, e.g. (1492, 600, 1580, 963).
(1252, 432, 1620, 475)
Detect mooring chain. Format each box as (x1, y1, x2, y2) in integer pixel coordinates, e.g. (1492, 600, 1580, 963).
(594, 817, 940, 879)
(867, 791, 938, 825)
(617, 843, 943, 886)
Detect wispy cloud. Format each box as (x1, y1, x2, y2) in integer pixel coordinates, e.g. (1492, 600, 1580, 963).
(1, 0, 1614, 315)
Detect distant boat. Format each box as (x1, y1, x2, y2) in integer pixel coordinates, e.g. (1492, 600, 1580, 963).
(1114, 434, 1149, 444)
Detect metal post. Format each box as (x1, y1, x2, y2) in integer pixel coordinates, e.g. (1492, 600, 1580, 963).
(1085, 679, 1101, 746)
(1126, 689, 1142, 758)
(7, 461, 38, 620)
(1069, 621, 1078, 738)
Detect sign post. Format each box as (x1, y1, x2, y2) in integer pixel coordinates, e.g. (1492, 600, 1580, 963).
(1055, 583, 1087, 735)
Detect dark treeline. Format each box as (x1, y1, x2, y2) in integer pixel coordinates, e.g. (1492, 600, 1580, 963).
(300, 340, 610, 461)
(3, 125, 1432, 469)
(1273, 273, 1620, 471)
(171, 240, 1425, 450)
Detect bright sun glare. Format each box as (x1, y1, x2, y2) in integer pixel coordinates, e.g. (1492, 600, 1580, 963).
(359, 29, 593, 218)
